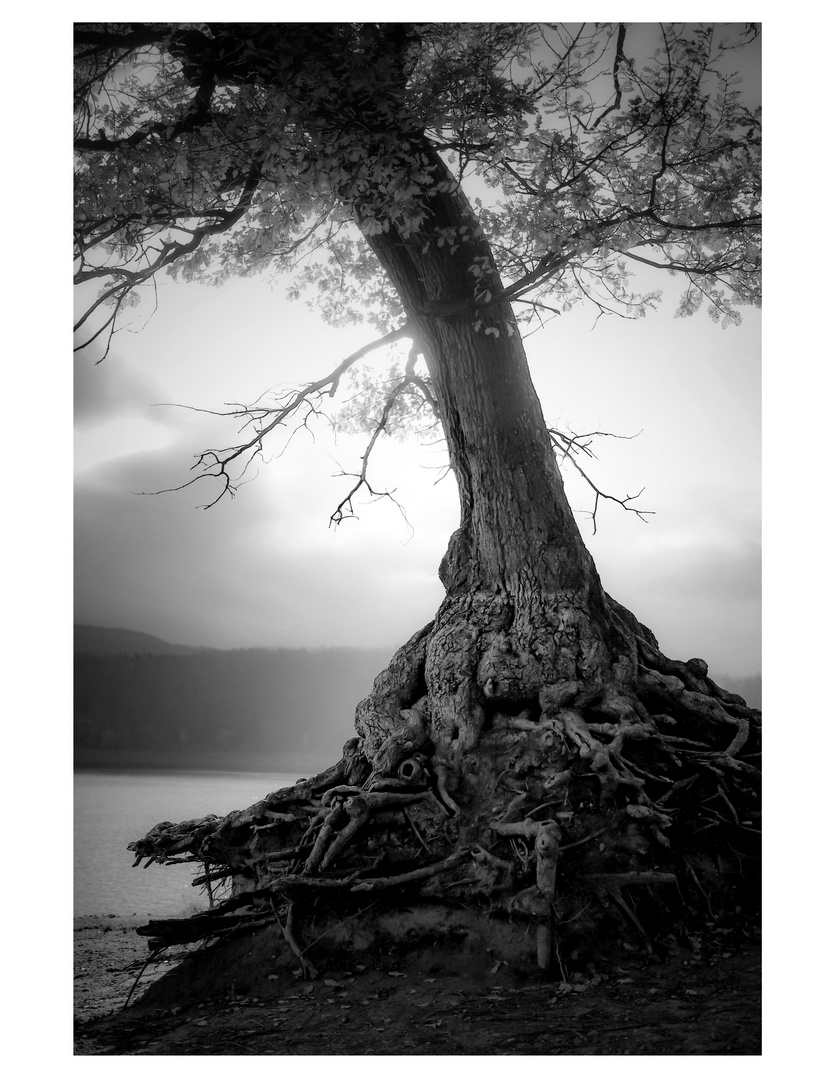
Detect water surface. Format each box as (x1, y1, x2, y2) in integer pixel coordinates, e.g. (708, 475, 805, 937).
(74, 769, 301, 918)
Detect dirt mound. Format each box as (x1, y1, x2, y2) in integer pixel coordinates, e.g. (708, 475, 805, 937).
(75, 916, 760, 1055)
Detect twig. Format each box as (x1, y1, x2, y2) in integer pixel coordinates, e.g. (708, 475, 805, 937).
(350, 850, 469, 892)
(270, 897, 319, 980)
(548, 426, 654, 534)
(403, 808, 431, 855)
(560, 827, 609, 852)
(122, 946, 165, 1011)
(136, 324, 411, 510)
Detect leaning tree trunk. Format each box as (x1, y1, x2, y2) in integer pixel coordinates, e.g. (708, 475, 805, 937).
(126, 30, 759, 981)
(354, 137, 624, 780)
(128, 141, 760, 980)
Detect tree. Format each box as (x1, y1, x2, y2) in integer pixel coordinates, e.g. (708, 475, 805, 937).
(75, 22, 761, 975)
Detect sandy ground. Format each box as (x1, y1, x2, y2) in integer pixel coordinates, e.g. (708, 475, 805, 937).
(74, 914, 761, 1056)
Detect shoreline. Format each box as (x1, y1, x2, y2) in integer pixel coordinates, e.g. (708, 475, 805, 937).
(74, 915, 178, 1023)
(74, 749, 324, 775)
(74, 913, 761, 1055)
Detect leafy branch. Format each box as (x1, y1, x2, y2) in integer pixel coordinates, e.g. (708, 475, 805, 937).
(74, 158, 265, 358)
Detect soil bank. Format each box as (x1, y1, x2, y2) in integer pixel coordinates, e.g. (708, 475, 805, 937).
(75, 914, 761, 1055)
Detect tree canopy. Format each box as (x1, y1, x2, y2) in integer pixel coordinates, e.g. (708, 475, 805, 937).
(75, 22, 760, 509)
(76, 23, 762, 976)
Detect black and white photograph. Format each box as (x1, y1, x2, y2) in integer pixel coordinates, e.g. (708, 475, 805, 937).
(70, 17, 765, 1058)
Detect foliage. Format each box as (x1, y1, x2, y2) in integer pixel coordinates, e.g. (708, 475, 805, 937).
(75, 22, 760, 460)
(75, 27, 763, 968)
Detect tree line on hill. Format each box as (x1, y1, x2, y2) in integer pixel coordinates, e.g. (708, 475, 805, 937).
(74, 627, 760, 772)
(74, 642, 394, 772)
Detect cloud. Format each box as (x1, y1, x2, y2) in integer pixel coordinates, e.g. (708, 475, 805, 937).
(653, 540, 760, 602)
(597, 532, 761, 673)
(73, 315, 760, 674)
(74, 440, 453, 651)
(74, 423, 761, 673)
(578, 475, 761, 674)
(74, 350, 169, 430)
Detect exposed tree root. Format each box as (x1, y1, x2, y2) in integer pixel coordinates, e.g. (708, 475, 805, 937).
(270, 897, 319, 980)
(127, 592, 760, 979)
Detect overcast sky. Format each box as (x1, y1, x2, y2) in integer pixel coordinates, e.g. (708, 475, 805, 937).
(75, 250, 761, 675)
(71, 20, 763, 677)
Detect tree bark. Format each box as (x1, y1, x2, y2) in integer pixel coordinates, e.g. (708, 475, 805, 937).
(124, 27, 761, 975)
(352, 141, 629, 782)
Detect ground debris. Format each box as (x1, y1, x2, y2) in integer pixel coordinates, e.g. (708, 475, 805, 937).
(75, 916, 760, 1056)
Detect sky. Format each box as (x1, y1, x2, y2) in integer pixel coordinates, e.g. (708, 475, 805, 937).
(72, 19, 762, 677)
(75, 258, 761, 674)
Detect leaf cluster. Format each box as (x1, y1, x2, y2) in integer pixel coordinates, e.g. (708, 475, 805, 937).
(73, 23, 761, 509)
(75, 22, 760, 353)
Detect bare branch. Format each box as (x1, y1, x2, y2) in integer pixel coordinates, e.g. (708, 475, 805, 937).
(136, 324, 412, 509)
(548, 426, 655, 534)
(329, 374, 422, 531)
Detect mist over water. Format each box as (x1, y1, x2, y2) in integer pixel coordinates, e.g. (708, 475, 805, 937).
(74, 770, 301, 918)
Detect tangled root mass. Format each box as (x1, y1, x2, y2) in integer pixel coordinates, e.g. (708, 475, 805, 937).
(128, 593, 760, 974)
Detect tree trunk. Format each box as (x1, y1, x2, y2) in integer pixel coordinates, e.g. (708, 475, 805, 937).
(125, 30, 760, 982)
(127, 158, 761, 976)
(354, 143, 638, 787)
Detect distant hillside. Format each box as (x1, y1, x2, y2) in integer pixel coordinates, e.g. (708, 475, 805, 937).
(75, 624, 207, 657)
(74, 627, 761, 772)
(74, 631, 395, 773)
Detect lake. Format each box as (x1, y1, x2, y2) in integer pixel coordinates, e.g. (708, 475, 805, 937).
(74, 769, 304, 918)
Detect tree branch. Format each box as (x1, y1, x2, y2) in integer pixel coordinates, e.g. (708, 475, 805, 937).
(620, 248, 743, 276)
(591, 24, 628, 129)
(74, 41, 219, 151)
(329, 374, 420, 530)
(137, 324, 412, 510)
(74, 159, 265, 354)
(74, 26, 167, 51)
(548, 426, 655, 534)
